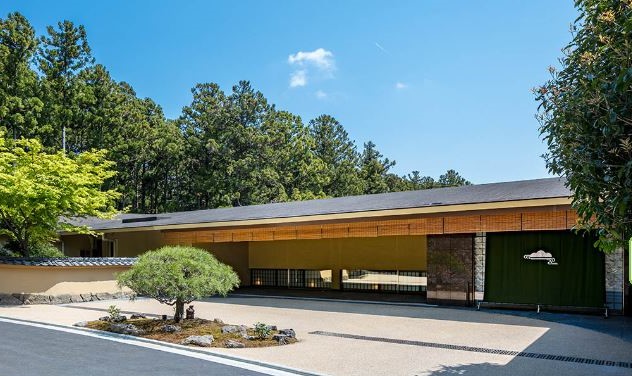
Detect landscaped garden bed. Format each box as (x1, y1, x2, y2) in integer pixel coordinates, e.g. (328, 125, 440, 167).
(74, 246, 297, 348)
(78, 310, 297, 348)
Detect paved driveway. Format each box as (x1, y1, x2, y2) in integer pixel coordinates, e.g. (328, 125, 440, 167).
(0, 320, 273, 376)
(1, 295, 631, 375)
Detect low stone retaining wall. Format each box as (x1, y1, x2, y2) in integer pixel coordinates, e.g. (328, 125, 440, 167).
(0, 257, 136, 305)
(0, 291, 135, 305)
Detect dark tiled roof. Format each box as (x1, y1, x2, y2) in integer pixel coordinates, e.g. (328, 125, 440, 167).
(0, 257, 136, 267)
(69, 177, 570, 231)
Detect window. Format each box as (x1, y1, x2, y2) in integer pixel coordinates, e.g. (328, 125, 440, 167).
(342, 270, 426, 293)
(251, 269, 332, 289)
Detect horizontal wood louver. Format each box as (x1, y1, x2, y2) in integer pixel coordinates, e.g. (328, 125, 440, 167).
(273, 227, 297, 240)
(296, 225, 323, 239)
(321, 223, 349, 238)
(521, 211, 567, 231)
(481, 213, 522, 232)
(348, 222, 378, 237)
(566, 210, 579, 229)
(409, 218, 443, 235)
(213, 230, 233, 243)
(377, 220, 410, 236)
(232, 230, 252, 242)
(251, 229, 274, 241)
(444, 215, 482, 234)
(161, 208, 578, 243)
(195, 230, 214, 243)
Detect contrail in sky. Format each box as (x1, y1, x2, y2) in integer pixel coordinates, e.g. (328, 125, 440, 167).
(374, 42, 390, 54)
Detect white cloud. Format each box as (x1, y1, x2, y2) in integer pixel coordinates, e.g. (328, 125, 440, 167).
(288, 48, 335, 71)
(315, 90, 327, 99)
(287, 48, 335, 88)
(395, 82, 408, 89)
(290, 70, 307, 88)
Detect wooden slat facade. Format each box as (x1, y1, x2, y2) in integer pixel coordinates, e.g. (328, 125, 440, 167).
(163, 209, 579, 245)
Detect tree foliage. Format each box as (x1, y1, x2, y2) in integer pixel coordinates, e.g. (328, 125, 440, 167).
(0, 134, 118, 256)
(117, 246, 240, 322)
(0, 12, 42, 140)
(536, 0, 632, 252)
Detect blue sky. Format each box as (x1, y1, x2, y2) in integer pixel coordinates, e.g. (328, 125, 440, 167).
(2, 1, 578, 183)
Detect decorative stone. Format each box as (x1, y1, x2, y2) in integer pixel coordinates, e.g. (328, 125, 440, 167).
(273, 334, 289, 345)
(238, 325, 249, 335)
(161, 324, 181, 333)
(130, 313, 146, 319)
(279, 329, 295, 338)
(225, 339, 245, 348)
(185, 305, 195, 319)
(0, 294, 23, 305)
(182, 335, 214, 347)
(266, 325, 277, 331)
(73, 321, 89, 327)
(56, 294, 73, 304)
(221, 325, 238, 334)
(27, 294, 51, 305)
(111, 315, 127, 323)
(109, 323, 144, 335)
(213, 318, 224, 324)
(99, 316, 110, 322)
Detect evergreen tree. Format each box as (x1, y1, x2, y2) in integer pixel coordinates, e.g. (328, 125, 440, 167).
(360, 141, 395, 194)
(309, 114, 363, 197)
(37, 19, 94, 151)
(0, 12, 42, 140)
(437, 169, 471, 187)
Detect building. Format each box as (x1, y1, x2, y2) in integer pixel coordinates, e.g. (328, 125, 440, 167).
(60, 177, 629, 313)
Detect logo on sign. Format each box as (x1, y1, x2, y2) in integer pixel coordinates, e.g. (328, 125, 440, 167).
(523, 250, 558, 266)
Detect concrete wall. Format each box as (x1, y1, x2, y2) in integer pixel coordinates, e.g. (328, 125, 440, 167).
(194, 242, 250, 286)
(105, 231, 165, 257)
(249, 235, 427, 289)
(0, 264, 131, 305)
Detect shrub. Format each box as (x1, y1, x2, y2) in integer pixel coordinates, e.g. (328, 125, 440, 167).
(107, 305, 121, 321)
(117, 246, 240, 322)
(253, 322, 271, 339)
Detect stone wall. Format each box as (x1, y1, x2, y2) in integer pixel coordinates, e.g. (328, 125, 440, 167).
(427, 234, 474, 305)
(605, 248, 624, 311)
(473, 232, 486, 301)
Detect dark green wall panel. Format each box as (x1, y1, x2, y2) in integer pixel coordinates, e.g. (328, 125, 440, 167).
(485, 231, 604, 307)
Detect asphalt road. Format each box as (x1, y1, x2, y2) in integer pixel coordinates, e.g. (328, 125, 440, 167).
(0, 321, 269, 376)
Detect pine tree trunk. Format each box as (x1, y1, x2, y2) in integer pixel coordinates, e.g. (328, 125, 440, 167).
(174, 299, 184, 323)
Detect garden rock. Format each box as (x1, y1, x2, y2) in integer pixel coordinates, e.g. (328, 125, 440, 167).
(213, 318, 224, 324)
(161, 324, 181, 333)
(266, 325, 277, 331)
(130, 313, 146, 319)
(109, 323, 144, 335)
(181, 335, 214, 347)
(221, 325, 238, 334)
(225, 339, 245, 348)
(273, 334, 289, 345)
(111, 315, 127, 323)
(98, 316, 110, 322)
(73, 321, 88, 328)
(279, 329, 296, 338)
(238, 325, 249, 335)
